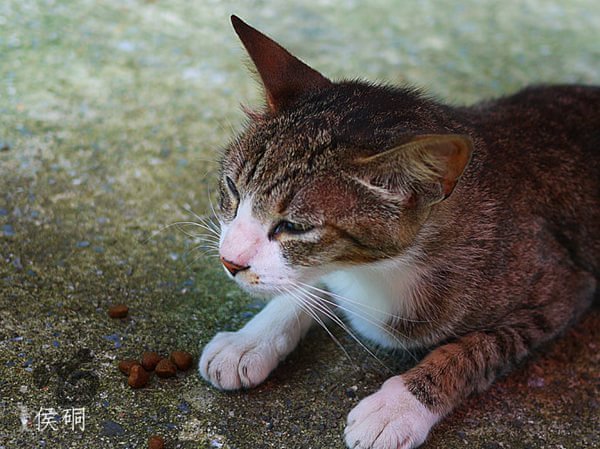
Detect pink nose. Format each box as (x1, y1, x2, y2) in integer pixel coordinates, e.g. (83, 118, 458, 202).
(220, 257, 250, 277)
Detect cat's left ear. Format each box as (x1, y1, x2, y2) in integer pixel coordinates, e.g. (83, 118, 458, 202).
(231, 15, 332, 113)
(356, 134, 473, 205)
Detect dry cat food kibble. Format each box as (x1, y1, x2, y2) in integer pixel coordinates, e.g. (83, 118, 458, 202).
(118, 359, 140, 375)
(141, 351, 162, 371)
(128, 365, 149, 389)
(148, 435, 165, 449)
(170, 351, 193, 371)
(118, 351, 194, 388)
(155, 359, 177, 378)
(108, 304, 129, 318)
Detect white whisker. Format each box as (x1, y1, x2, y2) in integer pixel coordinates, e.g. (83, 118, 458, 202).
(297, 285, 419, 363)
(206, 186, 222, 230)
(184, 234, 220, 245)
(181, 206, 221, 237)
(280, 286, 356, 368)
(184, 248, 219, 269)
(143, 222, 193, 244)
(288, 284, 394, 371)
(276, 287, 303, 332)
(179, 219, 220, 238)
(188, 244, 220, 255)
(299, 282, 433, 325)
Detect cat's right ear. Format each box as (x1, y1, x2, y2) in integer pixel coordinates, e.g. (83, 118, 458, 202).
(231, 15, 332, 114)
(355, 134, 473, 206)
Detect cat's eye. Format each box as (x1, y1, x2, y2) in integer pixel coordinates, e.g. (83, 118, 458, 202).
(225, 176, 239, 200)
(271, 220, 314, 238)
(220, 175, 240, 219)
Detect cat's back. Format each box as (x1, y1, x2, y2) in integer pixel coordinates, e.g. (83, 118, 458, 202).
(471, 84, 600, 148)
(465, 84, 599, 275)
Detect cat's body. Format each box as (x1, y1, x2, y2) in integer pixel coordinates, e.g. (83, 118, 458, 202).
(322, 84, 600, 352)
(199, 16, 599, 449)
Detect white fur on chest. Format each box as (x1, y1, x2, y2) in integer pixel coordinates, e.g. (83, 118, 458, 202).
(320, 256, 423, 349)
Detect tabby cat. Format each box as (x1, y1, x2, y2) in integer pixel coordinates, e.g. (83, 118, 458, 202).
(198, 16, 599, 449)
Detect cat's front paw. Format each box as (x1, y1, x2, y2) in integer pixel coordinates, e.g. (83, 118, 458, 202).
(344, 377, 440, 449)
(198, 331, 281, 390)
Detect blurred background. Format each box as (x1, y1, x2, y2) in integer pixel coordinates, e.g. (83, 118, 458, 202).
(1, 1, 599, 448)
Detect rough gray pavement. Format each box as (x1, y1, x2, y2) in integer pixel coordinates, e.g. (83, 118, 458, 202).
(1, 1, 599, 448)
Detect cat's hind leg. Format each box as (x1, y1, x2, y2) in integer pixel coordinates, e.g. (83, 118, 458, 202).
(199, 293, 314, 390)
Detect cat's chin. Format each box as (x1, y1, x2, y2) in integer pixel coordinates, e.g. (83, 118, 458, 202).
(235, 281, 284, 299)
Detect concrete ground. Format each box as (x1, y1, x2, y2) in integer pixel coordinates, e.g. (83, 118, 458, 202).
(0, 1, 599, 448)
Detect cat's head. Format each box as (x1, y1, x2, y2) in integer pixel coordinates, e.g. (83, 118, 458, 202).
(216, 16, 473, 296)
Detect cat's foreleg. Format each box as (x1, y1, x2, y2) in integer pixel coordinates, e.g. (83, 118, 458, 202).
(343, 329, 528, 449)
(199, 293, 315, 390)
(344, 269, 595, 449)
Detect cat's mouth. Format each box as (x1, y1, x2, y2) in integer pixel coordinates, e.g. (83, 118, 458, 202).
(224, 268, 292, 296)
(236, 279, 290, 298)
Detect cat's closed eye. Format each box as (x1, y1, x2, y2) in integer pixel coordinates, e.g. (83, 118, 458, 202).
(270, 220, 315, 239)
(220, 175, 240, 219)
(225, 176, 239, 200)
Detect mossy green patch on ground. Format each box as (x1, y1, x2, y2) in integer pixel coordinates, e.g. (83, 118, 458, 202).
(1, 1, 599, 448)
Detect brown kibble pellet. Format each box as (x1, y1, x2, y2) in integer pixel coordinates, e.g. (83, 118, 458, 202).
(128, 364, 149, 388)
(141, 351, 162, 371)
(108, 304, 129, 318)
(148, 435, 165, 449)
(155, 359, 177, 378)
(118, 359, 140, 375)
(170, 351, 193, 371)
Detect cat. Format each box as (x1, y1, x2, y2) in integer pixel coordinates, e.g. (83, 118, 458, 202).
(198, 15, 599, 449)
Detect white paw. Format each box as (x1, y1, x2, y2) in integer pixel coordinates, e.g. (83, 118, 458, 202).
(198, 331, 282, 390)
(344, 377, 440, 449)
